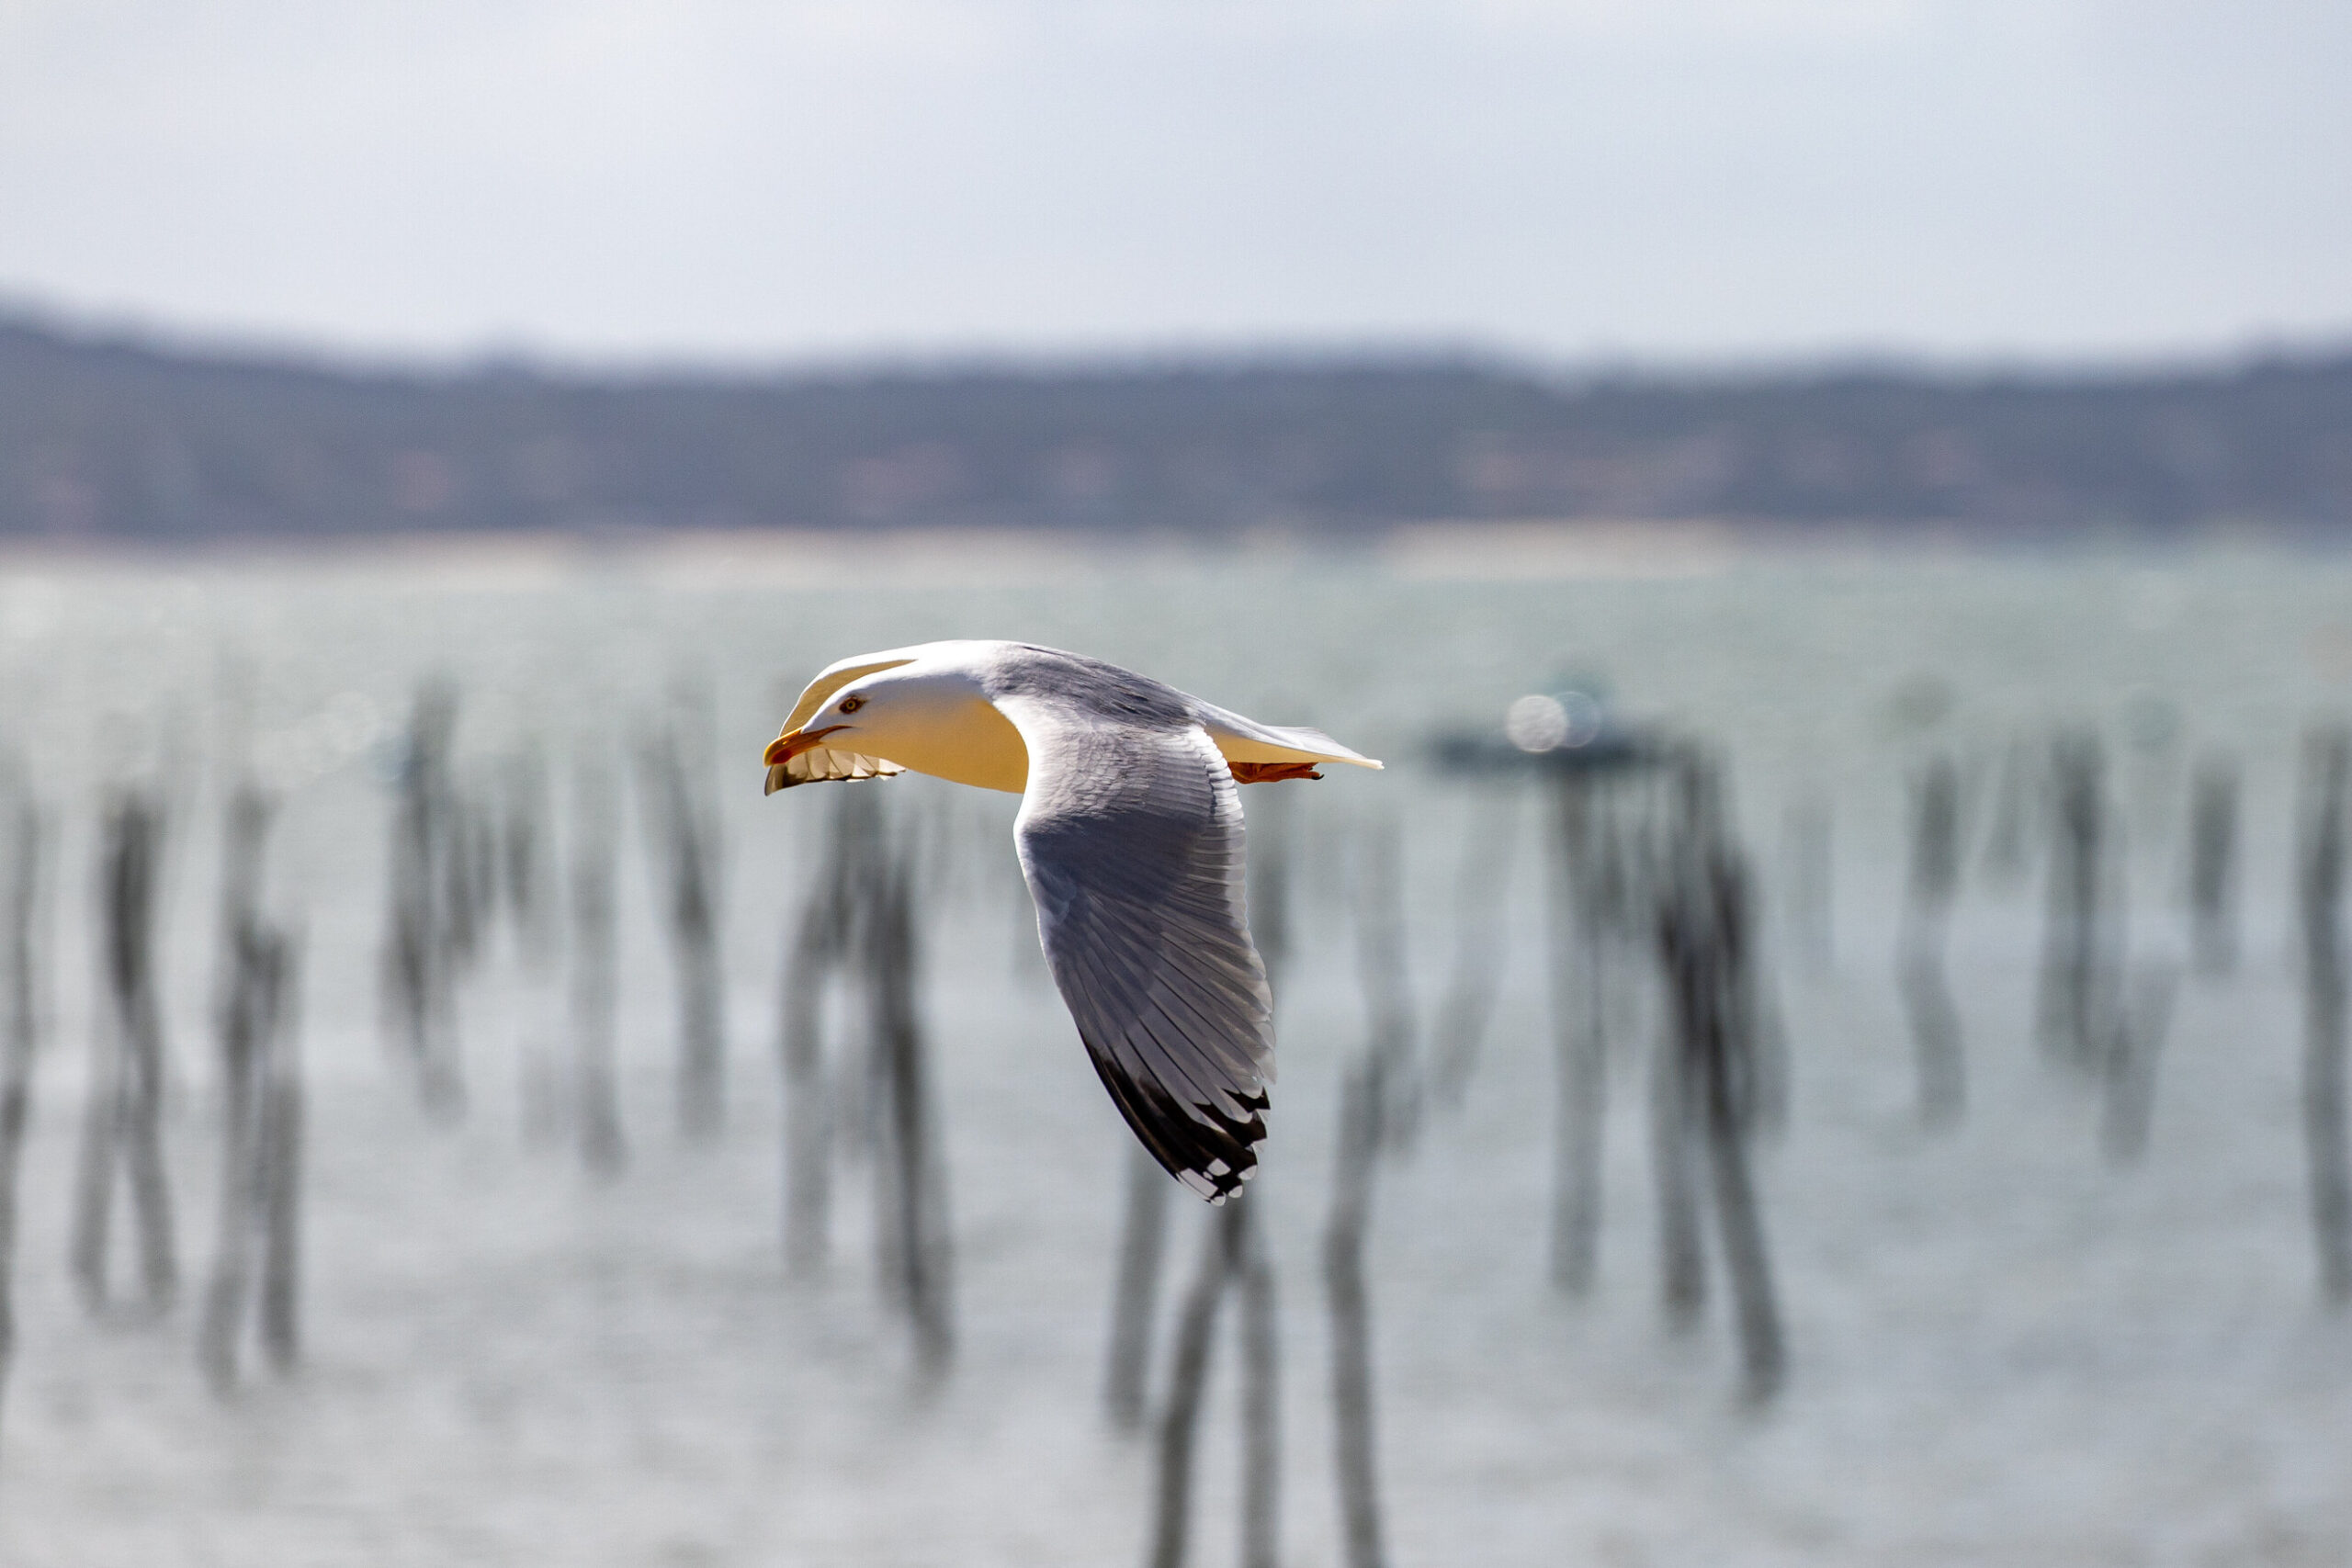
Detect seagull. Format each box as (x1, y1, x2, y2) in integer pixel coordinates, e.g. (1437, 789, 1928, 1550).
(763, 640, 1381, 1201)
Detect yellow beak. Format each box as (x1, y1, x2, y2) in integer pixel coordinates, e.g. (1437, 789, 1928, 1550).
(763, 723, 850, 795)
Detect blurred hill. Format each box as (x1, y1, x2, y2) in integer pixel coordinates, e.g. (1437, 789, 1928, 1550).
(3, 312, 2347, 542)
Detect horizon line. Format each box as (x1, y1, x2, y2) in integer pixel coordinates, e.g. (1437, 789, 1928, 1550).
(5, 294, 2349, 393)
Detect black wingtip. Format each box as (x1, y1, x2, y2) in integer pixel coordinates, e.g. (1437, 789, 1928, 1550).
(1083, 1037, 1267, 1203)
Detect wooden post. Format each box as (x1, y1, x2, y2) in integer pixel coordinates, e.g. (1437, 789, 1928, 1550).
(383, 680, 465, 1118)
(1548, 773, 1611, 1294)
(571, 759, 626, 1178)
(1898, 753, 1966, 1129)
(198, 787, 274, 1393)
(72, 788, 176, 1315)
(257, 929, 304, 1373)
(1694, 855, 1785, 1405)
(1148, 1206, 1238, 1568)
(2298, 728, 2352, 1303)
(0, 788, 45, 1435)
(2188, 752, 2241, 977)
(198, 789, 306, 1392)
(868, 849, 953, 1376)
(639, 689, 727, 1141)
(1319, 822, 1416, 1568)
(503, 741, 564, 1147)
(1322, 1060, 1387, 1568)
(1650, 766, 1707, 1334)
(2036, 730, 2110, 1073)
(1657, 751, 1785, 1403)
(1233, 1198, 1282, 1568)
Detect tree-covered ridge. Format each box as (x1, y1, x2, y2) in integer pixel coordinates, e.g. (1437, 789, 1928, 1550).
(4, 315, 2346, 540)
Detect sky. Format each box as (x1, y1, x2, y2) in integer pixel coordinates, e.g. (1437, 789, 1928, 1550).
(0, 0, 2346, 368)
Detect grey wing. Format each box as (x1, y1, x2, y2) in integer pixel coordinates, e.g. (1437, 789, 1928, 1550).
(1001, 701, 1275, 1203)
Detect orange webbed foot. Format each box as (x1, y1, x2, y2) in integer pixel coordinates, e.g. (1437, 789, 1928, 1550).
(1230, 761, 1324, 784)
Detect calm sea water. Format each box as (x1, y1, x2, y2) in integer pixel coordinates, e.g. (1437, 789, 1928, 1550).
(0, 533, 2347, 1566)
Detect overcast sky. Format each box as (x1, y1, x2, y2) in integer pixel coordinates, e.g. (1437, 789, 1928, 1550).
(1, 0, 2345, 367)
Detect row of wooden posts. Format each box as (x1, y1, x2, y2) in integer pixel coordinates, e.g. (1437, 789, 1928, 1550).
(1891, 733, 2240, 1146)
(1090, 742, 1793, 1568)
(379, 678, 729, 1161)
(0, 769, 308, 1449)
(9, 673, 2349, 1568)
(0, 673, 735, 1438)
(43, 674, 1782, 1568)
(1890, 724, 2352, 1309)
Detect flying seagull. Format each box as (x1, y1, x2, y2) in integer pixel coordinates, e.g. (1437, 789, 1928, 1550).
(763, 640, 1380, 1201)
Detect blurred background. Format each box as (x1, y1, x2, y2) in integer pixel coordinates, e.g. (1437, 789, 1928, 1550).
(1, 3, 2350, 1565)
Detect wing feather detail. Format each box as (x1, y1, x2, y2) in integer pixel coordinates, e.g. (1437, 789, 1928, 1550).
(1194, 701, 1384, 771)
(999, 698, 1274, 1203)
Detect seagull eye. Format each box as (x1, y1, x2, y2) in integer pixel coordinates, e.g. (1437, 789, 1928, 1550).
(838, 695, 864, 715)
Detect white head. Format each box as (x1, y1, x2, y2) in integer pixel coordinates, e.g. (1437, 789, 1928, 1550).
(764, 645, 1029, 795)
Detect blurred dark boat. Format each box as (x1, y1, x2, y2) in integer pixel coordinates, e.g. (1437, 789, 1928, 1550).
(1430, 684, 1656, 775)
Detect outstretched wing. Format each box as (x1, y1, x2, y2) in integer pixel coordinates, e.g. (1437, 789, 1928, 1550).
(1193, 700, 1384, 772)
(998, 697, 1274, 1203)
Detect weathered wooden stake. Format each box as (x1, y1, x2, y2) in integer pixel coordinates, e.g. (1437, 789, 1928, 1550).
(1320, 822, 1415, 1568)
(2036, 730, 2112, 1073)
(1148, 1205, 1238, 1568)
(198, 786, 273, 1393)
(867, 848, 954, 1376)
(2298, 727, 2352, 1303)
(639, 690, 727, 1140)
(71, 787, 176, 1315)
(503, 741, 565, 1146)
(1657, 750, 1785, 1403)
(257, 931, 304, 1374)
(1234, 1197, 1282, 1568)
(1323, 1060, 1387, 1568)
(1548, 773, 1611, 1294)
(0, 787, 46, 1435)
(383, 680, 465, 1117)
(2188, 751, 2241, 977)
(1650, 771, 1707, 1334)
(1899, 753, 1966, 1129)
(571, 759, 626, 1178)
(198, 786, 307, 1393)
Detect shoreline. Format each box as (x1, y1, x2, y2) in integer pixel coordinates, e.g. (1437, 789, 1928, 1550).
(0, 513, 2334, 587)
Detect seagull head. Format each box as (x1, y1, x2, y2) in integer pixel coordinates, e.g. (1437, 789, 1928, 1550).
(764, 649, 1029, 795)
(763, 670, 904, 783)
